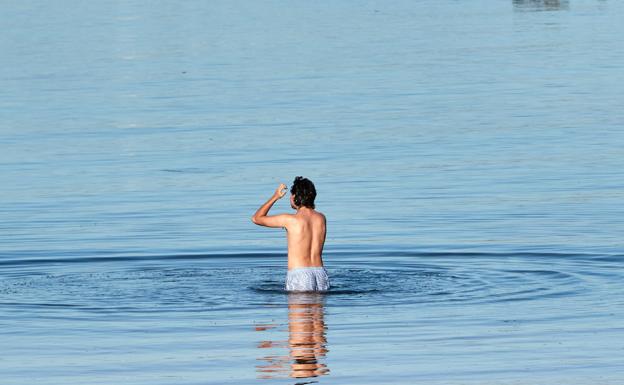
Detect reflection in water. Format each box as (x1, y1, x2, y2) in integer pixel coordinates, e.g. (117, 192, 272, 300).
(513, 0, 570, 11)
(256, 293, 329, 380)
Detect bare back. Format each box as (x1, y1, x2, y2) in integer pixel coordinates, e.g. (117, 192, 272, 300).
(284, 208, 326, 270)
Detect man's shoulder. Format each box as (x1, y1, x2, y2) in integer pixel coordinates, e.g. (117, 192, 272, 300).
(313, 210, 326, 220)
(274, 213, 296, 230)
(280, 213, 298, 222)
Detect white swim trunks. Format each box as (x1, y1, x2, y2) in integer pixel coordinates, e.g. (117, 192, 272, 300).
(286, 267, 330, 292)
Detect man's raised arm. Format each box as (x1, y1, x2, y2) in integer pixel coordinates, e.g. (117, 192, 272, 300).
(251, 183, 291, 228)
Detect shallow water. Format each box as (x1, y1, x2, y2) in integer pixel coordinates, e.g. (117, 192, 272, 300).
(1, 0, 623, 384)
(2, 251, 623, 384)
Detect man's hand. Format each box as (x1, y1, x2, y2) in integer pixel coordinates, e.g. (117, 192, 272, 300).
(252, 183, 291, 228)
(273, 183, 287, 200)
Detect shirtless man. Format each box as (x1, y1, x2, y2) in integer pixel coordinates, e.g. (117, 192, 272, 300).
(251, 176, 329, 292)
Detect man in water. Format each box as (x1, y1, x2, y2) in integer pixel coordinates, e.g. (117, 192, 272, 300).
(251, 177, 329, 292)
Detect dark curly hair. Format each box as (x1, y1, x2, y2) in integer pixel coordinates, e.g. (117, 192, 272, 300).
(290, 176, 316, 209)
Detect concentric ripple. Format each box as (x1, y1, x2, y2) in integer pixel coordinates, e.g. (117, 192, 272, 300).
(249, 256, 590, 307)
(1, 251, 619, 314)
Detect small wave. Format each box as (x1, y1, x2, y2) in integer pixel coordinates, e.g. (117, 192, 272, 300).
(0, 301, 82, 308)
(160, 167, 210, 174)
(1, 250, 619, 268)
(0, 252, 279, 267)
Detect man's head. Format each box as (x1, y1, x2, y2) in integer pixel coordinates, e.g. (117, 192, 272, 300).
(290, 176, 316, 209)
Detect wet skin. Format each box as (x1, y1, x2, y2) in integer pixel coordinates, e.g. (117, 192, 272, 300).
(251, 183, 326, 270)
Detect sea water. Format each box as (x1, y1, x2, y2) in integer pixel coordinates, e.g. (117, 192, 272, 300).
(1, 1, 623, 384)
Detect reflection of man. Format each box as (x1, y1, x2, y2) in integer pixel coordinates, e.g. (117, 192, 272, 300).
(288, 293, 329, 378)
(256, 293, 329, 379)
(252, 176, 329, 292)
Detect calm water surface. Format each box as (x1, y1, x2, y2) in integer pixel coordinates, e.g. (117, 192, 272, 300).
(1, 0, 623, 384)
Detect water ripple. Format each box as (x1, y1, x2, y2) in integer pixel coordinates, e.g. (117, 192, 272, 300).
(0, 251, 617, 314)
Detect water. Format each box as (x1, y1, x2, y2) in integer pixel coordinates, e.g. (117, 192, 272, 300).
(1, 0, 623, 383)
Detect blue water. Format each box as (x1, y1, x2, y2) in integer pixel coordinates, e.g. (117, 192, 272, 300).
(1, 0, 623, 384)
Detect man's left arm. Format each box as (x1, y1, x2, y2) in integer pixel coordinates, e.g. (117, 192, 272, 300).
(251, 183, 290, 228)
